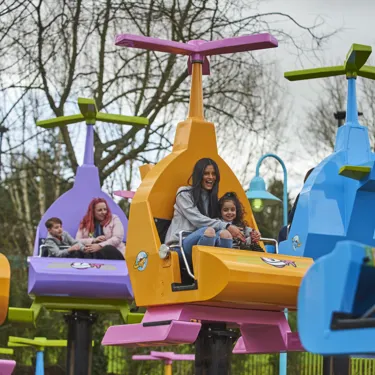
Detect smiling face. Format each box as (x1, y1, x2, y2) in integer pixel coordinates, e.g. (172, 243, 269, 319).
(221, 200, 237, 222)
(94, 202, 108, 222)
(201, 165, 217, 191)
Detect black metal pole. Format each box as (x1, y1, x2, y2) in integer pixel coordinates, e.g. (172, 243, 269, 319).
(323, 356, 351, 375)
(65, 310, 97, 375)
(195, 323, 236, 375)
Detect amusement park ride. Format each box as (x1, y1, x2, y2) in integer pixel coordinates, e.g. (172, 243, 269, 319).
(101, 33, 312, 374)
(4, 99, 148, 374)
(282, 44, 375, 356)
(1, 28, 375, 374)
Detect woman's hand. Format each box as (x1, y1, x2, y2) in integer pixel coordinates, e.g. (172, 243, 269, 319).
(250, 230, 261, 243)
(227, 225, 246, 242)
(84, 244, 101, 253)
(93, 235, 106, 243)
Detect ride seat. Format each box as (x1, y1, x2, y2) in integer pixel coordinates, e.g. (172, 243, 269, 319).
(153, 218, 171, 243)
(38, 237, 74, 257)
(38, 238, 48, 257)
(33, 162, 129, 257)
(153, 217, 194, 287)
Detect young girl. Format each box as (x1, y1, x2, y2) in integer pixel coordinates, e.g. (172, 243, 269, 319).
(165, 158, 245, 280)
(218, 192, 263, 251)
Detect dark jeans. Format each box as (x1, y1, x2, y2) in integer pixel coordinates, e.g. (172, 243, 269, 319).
(68, 245, 124, 260)
(181, 227, 233, 271)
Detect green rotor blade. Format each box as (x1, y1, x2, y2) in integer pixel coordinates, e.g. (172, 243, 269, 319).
(78, 97, 98, 124)
(36, 114, 85, 129)
(8, 336, 68, 348)
(344, 44, 372, 73)
(284, 66, 346, 81)
(358, 65, 375, 80)
(96, 112, 149, 126)
(37, 97, 149, 128)
(39, 339, 67, 347)
(8, 336, 40, 346)
(285, 44, 373, 82)
(0, 348, 14, 355)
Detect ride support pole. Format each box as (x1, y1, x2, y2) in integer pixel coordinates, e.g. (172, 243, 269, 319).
(195, 323, 236, 375)
(65, 310, 97, 375)
(35, 350, 44, 375)
(164, 360, 173, 375)
(323, 356, 351, 375)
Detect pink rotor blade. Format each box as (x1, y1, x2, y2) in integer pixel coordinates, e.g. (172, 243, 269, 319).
(115, 34, 195, 55)
(197, 34, 278, 56)
(114, 190, 135, 199)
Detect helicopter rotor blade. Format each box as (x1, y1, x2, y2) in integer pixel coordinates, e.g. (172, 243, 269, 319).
(78, 98, 98, 124)
(115, 34, 194, 55)
(284, 66, 346, 81)
(37, 96, 149, 130)
(36, 114, 84, 129)
(358, 66, 375, 80)
(116, 34, 278, 58)
(344, 44, 372, 73)
(196, 34, 278, 56)
(96, 113, 149, 127)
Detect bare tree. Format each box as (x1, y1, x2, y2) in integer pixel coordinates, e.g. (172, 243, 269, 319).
(0, 0, 334, 186)
(0, 0, 337, 259)
(0, 92, 70, 256)
(214, 62, 290, 185)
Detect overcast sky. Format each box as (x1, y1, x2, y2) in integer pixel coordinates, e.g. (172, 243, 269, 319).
(255, 0, 375, 195)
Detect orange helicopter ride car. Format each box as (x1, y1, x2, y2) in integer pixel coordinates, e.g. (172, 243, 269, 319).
(101, 33, 314, 374)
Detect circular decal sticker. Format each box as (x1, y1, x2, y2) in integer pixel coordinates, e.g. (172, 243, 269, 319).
(134, 251, 148, 271)
(292, 235, 302, 250)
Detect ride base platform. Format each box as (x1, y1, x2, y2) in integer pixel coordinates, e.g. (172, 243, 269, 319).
(0, 360, 16, 375)
(102, 304, 304, 354)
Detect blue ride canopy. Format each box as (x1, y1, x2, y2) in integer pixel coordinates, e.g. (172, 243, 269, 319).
(280, 44, 375, 261)
(283, 44, 375, 355)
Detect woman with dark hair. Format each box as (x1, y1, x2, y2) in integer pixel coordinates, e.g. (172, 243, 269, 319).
(165, 158, 245, 273)
(76, 198, 125, 260)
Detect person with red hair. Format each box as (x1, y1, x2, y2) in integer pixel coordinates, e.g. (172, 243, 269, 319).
(76, 198, 125, 260)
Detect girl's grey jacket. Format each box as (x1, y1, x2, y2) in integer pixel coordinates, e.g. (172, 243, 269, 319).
(44, 231, 85, 257)
(165, 186, 227, 246)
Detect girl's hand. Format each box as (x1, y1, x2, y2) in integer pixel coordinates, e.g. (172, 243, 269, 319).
(95, 235, 106, 243)
(250, 230, 261, 243)
(84, 244, 101, 253)
(227, 225, 246, 242)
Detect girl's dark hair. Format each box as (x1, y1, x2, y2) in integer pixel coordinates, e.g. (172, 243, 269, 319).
(180, 158, 220, 218)
(218, 192, 248, 227)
